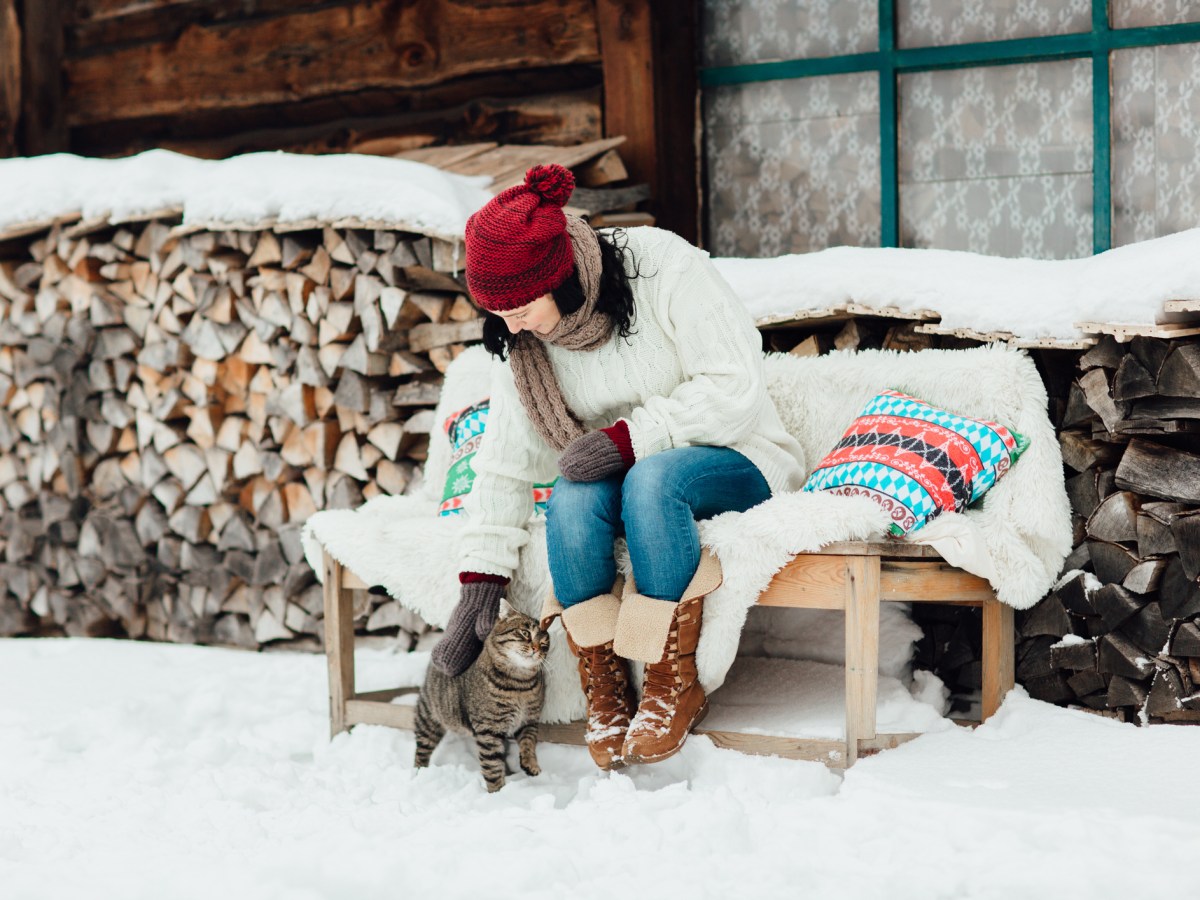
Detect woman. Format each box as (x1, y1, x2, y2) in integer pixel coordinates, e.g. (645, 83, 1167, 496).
(431, 164, 805, 768)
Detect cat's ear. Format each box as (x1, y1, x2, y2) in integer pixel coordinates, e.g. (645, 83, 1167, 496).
(498, 597, 516, 619)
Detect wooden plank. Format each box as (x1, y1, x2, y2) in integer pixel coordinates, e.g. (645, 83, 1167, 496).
(645, 0, 699, 241)
(68, 0, 327, 50)
(444, 136, 626, 193)
(844, 555, 881, 764)
(392, 141, 498, 168)
(755, 555, 849, 610)
(757, 304, 939, 330)
(64, 0, 602, 126)
(323, 550, 356, 738)
(981, 599, 1014, 720)
(1162, 299, 1200, 313)
(0, 0, 18, 156)
(880, 560, 995, 603)
(18, 0, 66, 154)
(346, 698, 413, 730)
(800, 541, 941, 558)
(1075, 321, 1200, 342)
(596, 0, 656, 199)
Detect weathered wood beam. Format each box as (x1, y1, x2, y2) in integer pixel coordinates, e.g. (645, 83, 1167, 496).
(18, 0, 66, 154)
(0, 0, 18, 156)
(64, 0, 601, 126)
(596, 0, 657, 196)
(649, 0, 699, 243)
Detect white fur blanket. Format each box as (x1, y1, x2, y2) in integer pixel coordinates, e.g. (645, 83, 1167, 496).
(303, 344, 1072, 723)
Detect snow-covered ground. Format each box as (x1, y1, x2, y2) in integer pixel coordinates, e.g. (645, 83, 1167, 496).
(3, 637, 1198, 900)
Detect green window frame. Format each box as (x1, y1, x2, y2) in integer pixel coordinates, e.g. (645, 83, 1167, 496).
(700, 1, 1200, 254)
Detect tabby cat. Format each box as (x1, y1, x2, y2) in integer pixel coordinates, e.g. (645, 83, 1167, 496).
(414, 601, 549, 792)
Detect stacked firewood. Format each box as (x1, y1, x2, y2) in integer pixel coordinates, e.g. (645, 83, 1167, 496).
(1016, 335, 1200, 723)
(0, 217, 480, 650)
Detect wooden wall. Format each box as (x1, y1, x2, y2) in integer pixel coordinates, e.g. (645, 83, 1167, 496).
(0, 0, 699, 241)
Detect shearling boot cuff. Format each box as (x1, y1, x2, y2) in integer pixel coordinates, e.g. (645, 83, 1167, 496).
(561, 593, 622, 649)
(612, 551, 724, 663)
(613, 591, 678, 663)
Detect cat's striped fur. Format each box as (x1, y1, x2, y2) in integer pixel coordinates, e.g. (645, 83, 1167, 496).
(414, 604, 549, 792)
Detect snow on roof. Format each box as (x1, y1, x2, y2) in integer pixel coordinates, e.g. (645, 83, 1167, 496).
(2, 148, 1197, 342)
(0, 149, 494, 242)
(713, 229, 1200, 342)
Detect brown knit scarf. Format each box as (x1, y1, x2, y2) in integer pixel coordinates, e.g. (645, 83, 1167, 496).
(508, 216, 613, 453)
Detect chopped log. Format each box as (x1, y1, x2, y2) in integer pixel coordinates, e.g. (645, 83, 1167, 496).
(392, 380, 442, 407)
(1136, 507, 1178, 557)
(1122, 558, 1165, 594)
(1065, 668, 1106, 697)
(1170, 621, 1200, 656)
(1156, 344, 1200, 397)
(408, 319, 483, 353)
(1019, 594, 1071, 638)
(1059, 431, 1122, 473)
(1078, 368, 1128, 432)
(1097, 632, 1155, 679)
(1085, 491, 1138, 543)
(1114, 439, 1200, 503)
(1106, 674, 1148, 710)
(1168, 510, 1200, 580)
(1092, 583, 1144, 629)
(1158, 555, 1200, 620)
(1050, 637, 1097, 670)
(1057, 571, 1097, 616)
(1124, 602, 1171, 654)
(1112, 352, 1157, 402)
(1078, 335, 1123, 370)
(1087, 540, 1139, 585)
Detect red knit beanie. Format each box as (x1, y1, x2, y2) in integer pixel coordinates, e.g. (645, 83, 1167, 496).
(465, 164, 577, 312)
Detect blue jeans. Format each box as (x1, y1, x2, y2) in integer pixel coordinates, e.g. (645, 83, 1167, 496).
(545, 446, 771, 607)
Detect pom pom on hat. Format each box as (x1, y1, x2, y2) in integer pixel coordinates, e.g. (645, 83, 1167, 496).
(524, 164, 575, 207)
(465, 164, 578, 312)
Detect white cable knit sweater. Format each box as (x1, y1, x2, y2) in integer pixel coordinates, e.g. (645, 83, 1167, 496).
(459, 226, 807, 579)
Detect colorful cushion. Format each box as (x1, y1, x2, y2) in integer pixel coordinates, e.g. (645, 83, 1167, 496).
(439, 399, 556, 517)
(802, 389, 1029, 536)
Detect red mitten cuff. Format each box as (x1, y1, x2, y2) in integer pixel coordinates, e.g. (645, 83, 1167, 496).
(459, 572, 510, 586)
(600, 420, 635, 470)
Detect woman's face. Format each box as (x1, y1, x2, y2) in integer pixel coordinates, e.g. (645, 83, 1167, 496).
(493, 292, 562, 335)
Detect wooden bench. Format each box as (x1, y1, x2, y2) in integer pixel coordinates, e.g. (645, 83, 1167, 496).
(321, 540, 1013, 768)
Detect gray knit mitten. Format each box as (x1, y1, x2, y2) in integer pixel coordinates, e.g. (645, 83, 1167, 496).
(431, 581, 507, 676)
(557, 431, 625, 482)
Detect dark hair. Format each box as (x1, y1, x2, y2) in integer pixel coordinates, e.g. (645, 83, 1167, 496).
(479, 228, 642, 360)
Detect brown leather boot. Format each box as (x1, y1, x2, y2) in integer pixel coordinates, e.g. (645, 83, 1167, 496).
(541, 585, 637, 771)
(614, 550, 722, 765)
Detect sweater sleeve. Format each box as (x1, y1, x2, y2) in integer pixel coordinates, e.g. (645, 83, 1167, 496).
(457, 358, 559, 580)
(621, 240, 769, 459)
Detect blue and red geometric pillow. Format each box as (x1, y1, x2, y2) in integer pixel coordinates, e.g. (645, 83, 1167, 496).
(439, 399, 556, 517)
(802, 389, 1028, 536)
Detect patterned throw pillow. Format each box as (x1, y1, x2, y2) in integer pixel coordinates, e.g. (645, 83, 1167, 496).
(439, 399, 556, 517)
(802, 389, 1029, 536)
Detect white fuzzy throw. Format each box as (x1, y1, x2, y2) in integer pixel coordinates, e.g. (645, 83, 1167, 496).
(303, 344, 1072, 724)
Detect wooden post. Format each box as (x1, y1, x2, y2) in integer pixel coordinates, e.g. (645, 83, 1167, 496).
(596, 0, 701, 244)
(0, 0, 18, 156)
(323, 549, 356, 737)
(981, 598, 1015, 719)
(596, 1, 657, 198)
(18, 0, 66, 154)
(843, 555, 881, 764)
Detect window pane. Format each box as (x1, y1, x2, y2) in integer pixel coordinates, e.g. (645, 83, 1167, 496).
(701, 0, 877, 67)
(1112, 43, 1200, 245)
(1112, 0, 1200, 28)
(897, 0, 1091, 48)
(704, 73, 881, 256)
(899, 61, 1093, 258)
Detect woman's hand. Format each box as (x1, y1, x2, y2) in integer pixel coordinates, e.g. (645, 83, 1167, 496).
(430, 579, 507, 676)
(557, 422, 634, 482)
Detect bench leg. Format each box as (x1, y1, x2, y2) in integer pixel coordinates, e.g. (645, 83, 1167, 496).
(981, 599, 1014, 721)
(323, 549, 356, 738)
(844, 556, 881, 765)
